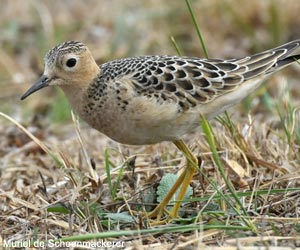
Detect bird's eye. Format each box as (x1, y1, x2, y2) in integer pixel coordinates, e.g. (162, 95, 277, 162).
(66, 58, 77, 68)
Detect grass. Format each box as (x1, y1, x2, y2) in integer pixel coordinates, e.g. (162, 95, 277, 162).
(1, 1, 300, 249)
(201, 115, 257, 232)
(104, 148, 127, 200)
(185, 0, 209, 58)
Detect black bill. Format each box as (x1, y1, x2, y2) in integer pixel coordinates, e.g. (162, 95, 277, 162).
(20, 75, 50, 100)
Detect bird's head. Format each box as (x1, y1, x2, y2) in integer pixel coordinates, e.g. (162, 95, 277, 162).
(21, 41, 99, 100)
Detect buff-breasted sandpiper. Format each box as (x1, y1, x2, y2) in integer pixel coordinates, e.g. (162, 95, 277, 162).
(21, 40, 300, 223)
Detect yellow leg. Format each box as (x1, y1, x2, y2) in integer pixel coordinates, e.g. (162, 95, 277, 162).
(145, 139, 198, 223)
(168, 162, 196, 219)
(146, 163, 188, 220)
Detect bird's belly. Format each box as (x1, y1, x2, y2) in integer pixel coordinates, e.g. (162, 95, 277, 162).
(80, 99, 200, 145)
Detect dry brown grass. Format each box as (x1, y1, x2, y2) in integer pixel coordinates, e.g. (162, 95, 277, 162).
(1, 1, 300, 249)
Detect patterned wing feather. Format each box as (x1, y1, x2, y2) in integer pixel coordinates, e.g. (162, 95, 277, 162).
(99, 40, 300, 111)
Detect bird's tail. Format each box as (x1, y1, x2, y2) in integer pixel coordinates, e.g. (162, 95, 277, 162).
(229, 40, 300, 80)
(265, 39, 300, 74)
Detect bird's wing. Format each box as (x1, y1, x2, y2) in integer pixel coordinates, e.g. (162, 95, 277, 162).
(101, 40, 300, 111)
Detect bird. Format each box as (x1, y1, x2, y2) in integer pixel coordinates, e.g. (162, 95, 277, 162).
(21, 40, 300, 223)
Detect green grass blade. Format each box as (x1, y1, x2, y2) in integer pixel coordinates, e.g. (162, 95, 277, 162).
(57, 224, 248, 242)
(170, 36, 182, 56)
(112, 162, 125, 196)
(200, 115, 257, 233)
(185, 0, 209, 58)
(186, 188, 300, 203)
(104, 149, 114, 199)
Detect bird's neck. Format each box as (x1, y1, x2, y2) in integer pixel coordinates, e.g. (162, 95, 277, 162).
(59, 84, 86, 115)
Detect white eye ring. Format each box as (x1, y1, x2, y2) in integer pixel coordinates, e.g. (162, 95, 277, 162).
(62, 55, 79, 71)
